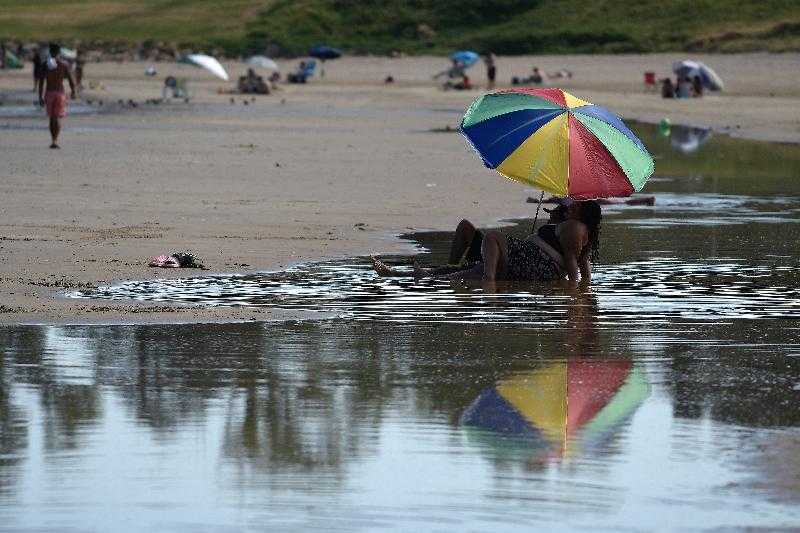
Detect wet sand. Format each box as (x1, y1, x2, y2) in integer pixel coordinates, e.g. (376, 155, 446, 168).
(1, 53, 799, 324)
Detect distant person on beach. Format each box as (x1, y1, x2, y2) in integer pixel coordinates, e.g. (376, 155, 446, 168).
(38, 43, 76, 149)
(75, 51, 85, 89)
(238, 68, 269, 94)
(373, 199, 602, 286)
(484, 53, 497, 89)
(691, 75, 703, 98)
(676, 76, 692, 98)
(32, 51, 46, 92)
(434, 59, 466, 83)
(444, 74, 472, 91)
(287, 60, 315, 83)
(511, 66, 544, 86)
(547, 69, 573, 79)
(661, 78, 675, 98)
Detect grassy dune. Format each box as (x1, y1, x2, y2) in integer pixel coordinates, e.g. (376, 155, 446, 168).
(0, 0, 265, 45)
(1, 0, 798, 56)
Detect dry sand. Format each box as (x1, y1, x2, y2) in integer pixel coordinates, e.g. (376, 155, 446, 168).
(1, 53, 799, 324)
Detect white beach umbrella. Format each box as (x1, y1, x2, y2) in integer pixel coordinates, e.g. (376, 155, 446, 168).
(672, 60, 724, 91)
(245, 55, 279, 70)
(60, 47, 77, 60)
(181, 53, 230, 81)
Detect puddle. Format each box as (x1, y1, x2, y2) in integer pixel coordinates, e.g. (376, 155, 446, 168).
(5, 119, 800, 530)
(0, 103, 100, 118)
(2, 318, 799, 531)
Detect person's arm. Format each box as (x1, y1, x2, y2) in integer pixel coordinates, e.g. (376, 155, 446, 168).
(563, 249, 580, 284)
(558, 221, 586, 285)
(578, 253, 591, 282)
(37, 75, 45, 106)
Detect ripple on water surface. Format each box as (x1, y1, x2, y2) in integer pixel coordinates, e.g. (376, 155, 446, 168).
(72, 256, 800, 325)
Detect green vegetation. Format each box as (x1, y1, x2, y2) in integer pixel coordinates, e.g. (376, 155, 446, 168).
(1, 0, 799, 56)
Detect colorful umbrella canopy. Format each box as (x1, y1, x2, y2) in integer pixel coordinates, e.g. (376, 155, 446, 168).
(672, 60, 724, 91)
(460, 88, 655, 199)
(460, 359, 649, 459)
(450, 50, 479, 68)
(179, 54, 229, 81)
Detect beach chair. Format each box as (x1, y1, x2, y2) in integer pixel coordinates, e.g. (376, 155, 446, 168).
(644, 71, 657, 91)
(162, 77, 190, 100)
(288, 60, 317, 84)
(174, 78, 189, 98)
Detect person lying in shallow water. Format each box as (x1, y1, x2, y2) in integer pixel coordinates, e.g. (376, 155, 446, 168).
(372, 199, 602, 286)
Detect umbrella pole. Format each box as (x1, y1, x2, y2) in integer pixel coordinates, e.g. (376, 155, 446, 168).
(532, 190, 544, 229)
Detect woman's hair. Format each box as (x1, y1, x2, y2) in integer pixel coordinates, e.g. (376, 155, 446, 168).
(579, 200, 602, 262)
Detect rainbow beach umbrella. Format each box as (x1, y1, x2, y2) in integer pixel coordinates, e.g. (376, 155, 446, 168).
(460, 88, 654, 199)
(460, 359, 649, 460)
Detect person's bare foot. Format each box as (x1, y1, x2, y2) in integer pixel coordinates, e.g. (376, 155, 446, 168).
(371, 256, 395, 277)
(49, 143, 60, 149)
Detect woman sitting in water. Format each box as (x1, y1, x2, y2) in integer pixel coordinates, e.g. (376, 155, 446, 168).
(373, 200, 602, 285)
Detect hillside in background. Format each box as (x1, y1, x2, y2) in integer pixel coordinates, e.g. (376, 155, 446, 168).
(1, 0, 799, 56)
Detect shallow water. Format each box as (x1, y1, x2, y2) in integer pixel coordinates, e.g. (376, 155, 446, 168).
(0, 104, 100, 118)
(4, 123, 800, 531)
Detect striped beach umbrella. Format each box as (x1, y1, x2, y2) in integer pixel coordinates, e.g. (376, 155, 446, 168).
(460, 88, 654, 199)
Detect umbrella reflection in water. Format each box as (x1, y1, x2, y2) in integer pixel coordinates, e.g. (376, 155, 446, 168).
(670, 125, 713, 154)
(460, 357, 650, 463)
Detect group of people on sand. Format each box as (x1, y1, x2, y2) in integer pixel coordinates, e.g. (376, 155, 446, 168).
(373, 198, 602, 287)
(661, 75, 704, 99)
(434, 54, 574, 92)
(237, 68, 273, 94)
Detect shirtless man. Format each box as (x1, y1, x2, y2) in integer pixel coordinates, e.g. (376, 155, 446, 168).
(37, 43, 76, 149)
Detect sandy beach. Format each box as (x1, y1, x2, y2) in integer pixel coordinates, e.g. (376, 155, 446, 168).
(1, 52, 799, 324)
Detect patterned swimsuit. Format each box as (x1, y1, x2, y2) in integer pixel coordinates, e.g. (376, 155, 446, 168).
(504, 236, 563, 281)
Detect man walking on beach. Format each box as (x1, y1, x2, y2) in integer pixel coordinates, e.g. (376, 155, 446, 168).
(38, 43, 76, 149)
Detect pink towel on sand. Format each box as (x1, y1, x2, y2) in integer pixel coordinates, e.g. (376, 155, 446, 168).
(148, 254, 181, 268)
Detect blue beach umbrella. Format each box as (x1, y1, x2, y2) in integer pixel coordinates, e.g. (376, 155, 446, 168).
(309, 45, 342, 61)
(450, 50, 479, 68)
(309, 45, 342, 78)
